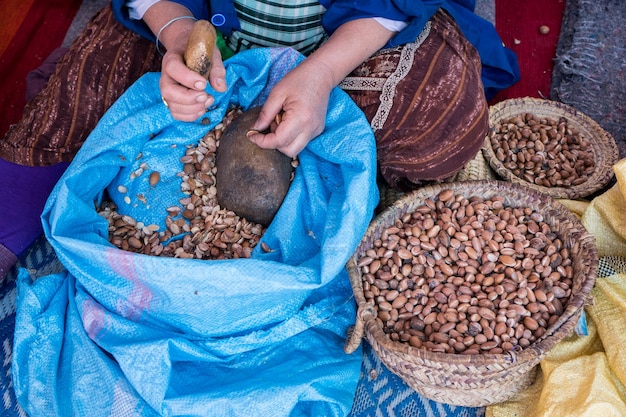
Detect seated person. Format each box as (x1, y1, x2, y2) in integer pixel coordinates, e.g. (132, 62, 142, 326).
(0, 0, 519, 280)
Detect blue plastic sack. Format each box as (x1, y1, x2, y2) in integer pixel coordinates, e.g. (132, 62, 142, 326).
(12, 47, 379, 417)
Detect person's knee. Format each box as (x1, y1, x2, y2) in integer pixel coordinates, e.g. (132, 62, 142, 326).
(0, 159, 68, 257)
(377, 84, 488, 190)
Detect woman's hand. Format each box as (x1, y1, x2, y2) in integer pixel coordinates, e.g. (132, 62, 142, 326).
(248, 18, 396, 157)
(247, 60, 333, 157)
(160, 45, 226, 121)
(143, 1, 227, 121)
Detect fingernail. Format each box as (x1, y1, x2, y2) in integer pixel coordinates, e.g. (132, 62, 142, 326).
(246, 129, 260, 138)
(194, 80, 206, 90)
(204, 98, 213, 107)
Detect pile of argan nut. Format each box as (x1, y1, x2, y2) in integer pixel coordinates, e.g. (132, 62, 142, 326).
(489, 113, 595, 188)
(357, 189, 574, 355)
(98, 107, 269, 260)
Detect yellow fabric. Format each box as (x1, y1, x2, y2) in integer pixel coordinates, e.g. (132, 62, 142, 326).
(557, 199, 588, 220)
(581, 159, 626, 257)
(487, 158, 626, 417)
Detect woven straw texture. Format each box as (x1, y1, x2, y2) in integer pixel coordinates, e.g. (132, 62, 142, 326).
(379, 150, 497, 210)
(482, 97, 619, 200)
(344, 180, 598, 407)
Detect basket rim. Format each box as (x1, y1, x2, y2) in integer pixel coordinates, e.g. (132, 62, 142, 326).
(347, 180, 598, 367)
(482, 97, 619, 199)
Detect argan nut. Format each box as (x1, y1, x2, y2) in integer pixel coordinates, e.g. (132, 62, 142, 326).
(149, 171, 160, 187)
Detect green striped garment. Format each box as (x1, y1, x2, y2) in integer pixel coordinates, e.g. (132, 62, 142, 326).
(227, 0, 327, 55)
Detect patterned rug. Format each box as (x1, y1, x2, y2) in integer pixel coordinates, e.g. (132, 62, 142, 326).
(551, 0, 626, 159)
(0, 274, 22, 416)
(1, 235, 63, 417)
(349, 344, 485, 417)
(490, 0, 566, 102)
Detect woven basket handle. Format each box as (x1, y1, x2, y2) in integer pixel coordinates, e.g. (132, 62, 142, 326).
(344, 302, 376, 354)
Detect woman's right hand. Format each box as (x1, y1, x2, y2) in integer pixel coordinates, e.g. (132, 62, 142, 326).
(142, 1, 227, 121)
(160, 44, 227, 121)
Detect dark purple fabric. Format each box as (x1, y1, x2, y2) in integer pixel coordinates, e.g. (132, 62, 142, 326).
(0, 44, 70, 281)
(0, 158, 68, 258)
(25, 47, 70, 103)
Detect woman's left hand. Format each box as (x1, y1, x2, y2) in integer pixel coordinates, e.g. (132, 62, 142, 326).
(246, 60, 334, 157)
(247, 17, 397, 157)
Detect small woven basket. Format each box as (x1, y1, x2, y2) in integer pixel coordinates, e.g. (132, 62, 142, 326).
(482, 97, 619, 199)
(344, 180, 598, 407)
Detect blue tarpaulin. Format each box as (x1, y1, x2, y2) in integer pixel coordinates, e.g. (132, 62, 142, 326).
(12, 47, 379, 417)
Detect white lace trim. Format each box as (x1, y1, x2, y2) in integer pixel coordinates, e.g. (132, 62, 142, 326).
(338, 22, 432, 129)
(338, 77, 387, 91)
(371, 21, 431, 131)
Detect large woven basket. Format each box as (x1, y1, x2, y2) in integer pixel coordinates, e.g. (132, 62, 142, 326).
(482, 97, 619, 199)
(344, 180, 598, 407)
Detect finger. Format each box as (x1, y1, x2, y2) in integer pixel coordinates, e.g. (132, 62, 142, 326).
(208, 47, 227, 92)
(162, 52, 208, 91)
(160, 68, 213, 110)
(250, 117, 295, 149)
(249, 131, 308, 158)
(249, 118, 311, 157)
(247, 132, 295, 158)
(160, 74, 211, 121)
(163, 82, 213, 107)
(162, 96, 208, 121)
(252, 99, 285, 132)
(170, 107, 208, 122)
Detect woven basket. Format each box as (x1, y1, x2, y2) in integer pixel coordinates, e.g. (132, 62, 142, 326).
(344, 180, 598, 407)
(482, 97, 619, 199)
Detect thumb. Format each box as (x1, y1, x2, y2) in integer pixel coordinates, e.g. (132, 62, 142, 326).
(252, 101, 283, 132)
